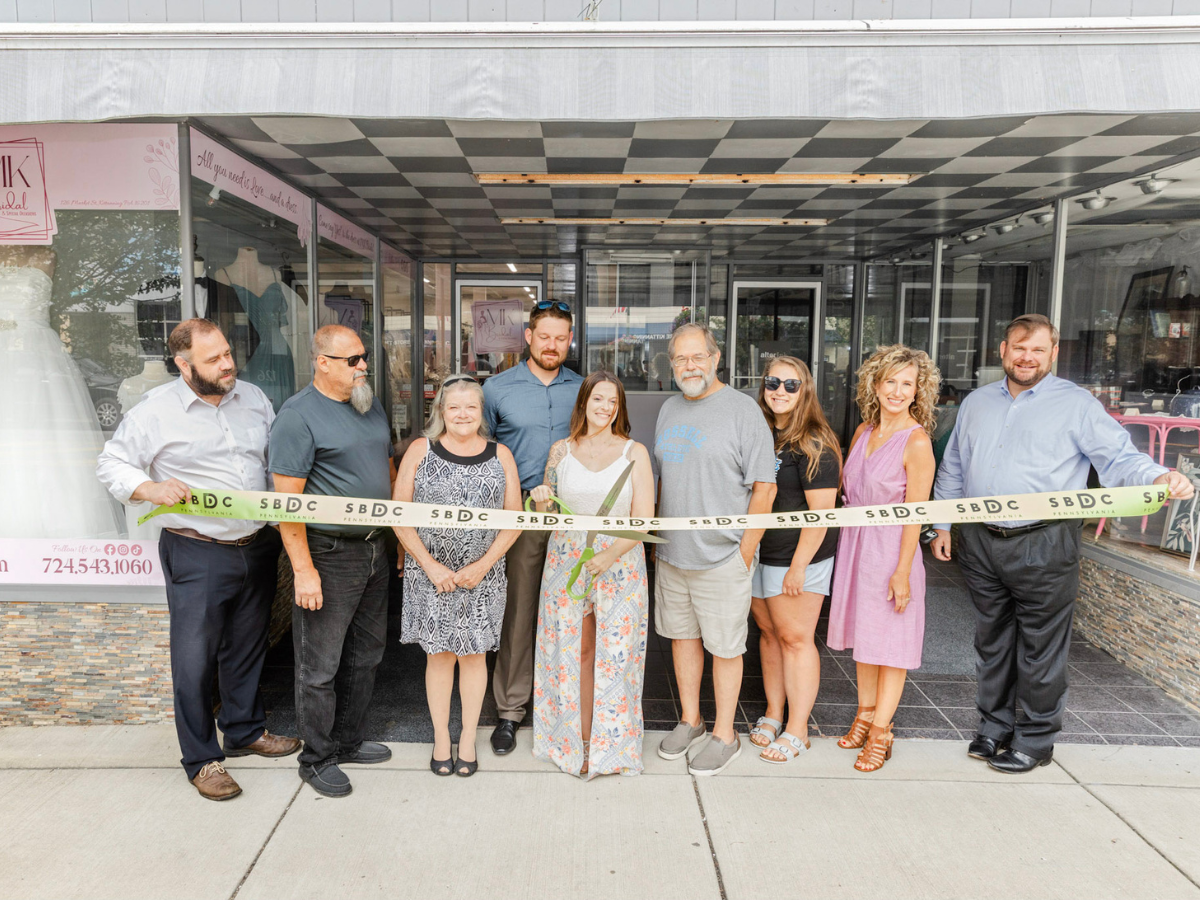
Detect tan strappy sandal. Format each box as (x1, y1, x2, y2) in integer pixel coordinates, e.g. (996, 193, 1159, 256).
(854, 724, 894, 772)
(837, 706, 875, 749)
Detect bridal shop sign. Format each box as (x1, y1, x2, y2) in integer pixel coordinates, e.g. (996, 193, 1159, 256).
(472, 298, 526, 353)
(190, 127, 312, 247)
(0, 539, 164, 587)
(318, 204, 376, 257)
(0, 124, 180, 244)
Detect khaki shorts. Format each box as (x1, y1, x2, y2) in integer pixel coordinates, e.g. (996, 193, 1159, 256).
(654, 554, 753, 659)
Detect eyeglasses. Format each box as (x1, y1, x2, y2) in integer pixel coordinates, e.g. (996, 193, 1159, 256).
(322, 351, 369, 367)
(670, 353, 712, 369)
(533, 299, 571, 313)
(763, 375, 802, 394)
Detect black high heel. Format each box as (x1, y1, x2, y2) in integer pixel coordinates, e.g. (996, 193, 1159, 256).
(430, 754, 453, 776)
(455, 745, 478, 777)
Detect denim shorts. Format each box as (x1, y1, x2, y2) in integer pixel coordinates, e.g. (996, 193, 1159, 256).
(751, 556, 835, 598)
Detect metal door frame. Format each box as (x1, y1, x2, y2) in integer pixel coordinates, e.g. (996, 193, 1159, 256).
(453, 279, 542, 373)
(729, 280, 824, 391)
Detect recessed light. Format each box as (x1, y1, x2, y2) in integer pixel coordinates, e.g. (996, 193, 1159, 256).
(477, 172, 919, 187)
(500, 217, 830, 227)
(507, 262, 517, 272)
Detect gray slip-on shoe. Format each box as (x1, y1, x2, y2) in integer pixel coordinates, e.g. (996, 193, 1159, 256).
(688, 734, 742, 776)
(657, 720, 707, 760)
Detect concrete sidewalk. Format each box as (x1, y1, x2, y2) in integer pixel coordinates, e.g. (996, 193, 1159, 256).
(1, 726, 1199, 900)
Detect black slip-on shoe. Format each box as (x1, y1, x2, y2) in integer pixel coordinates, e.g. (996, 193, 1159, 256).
(987, 748, 1053, 774)
(299, 762, 353, 797)
(338, 741, 392, 765)
(490, 720, 518, 755)
(967, 735, 1010, 761)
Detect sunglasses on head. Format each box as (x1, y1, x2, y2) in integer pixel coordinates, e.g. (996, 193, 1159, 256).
(442, 375, 479, 388)
(533, 299, 571, 313)
(763, 375, 802, 394)
(322, 350, 369, 367)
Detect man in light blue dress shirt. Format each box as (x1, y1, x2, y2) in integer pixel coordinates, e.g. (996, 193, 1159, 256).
(932, 314, 1192, 773)
(481, 300, 582, 754)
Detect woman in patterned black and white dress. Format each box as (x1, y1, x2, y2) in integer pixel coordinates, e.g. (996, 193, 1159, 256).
(394, 376, 522, 777)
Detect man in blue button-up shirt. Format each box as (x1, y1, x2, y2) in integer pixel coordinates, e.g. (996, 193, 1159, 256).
(932, 314, 1192, 773)
(482, 301, 582, 754)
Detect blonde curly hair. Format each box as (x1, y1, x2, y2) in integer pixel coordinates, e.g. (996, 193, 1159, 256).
(855, 345, 940, 434)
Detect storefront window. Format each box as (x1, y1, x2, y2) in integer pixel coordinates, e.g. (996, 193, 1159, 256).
(935, 262, 1028, 397)
(1, 124, 180, 576)
(585, 249, 706, 391)
(862, 264, 902, 359)
(821, 265, 855, 439)
(381, 243, 415, 445)
(191, 129, 312, 415)
(1058, 161, 1200, 553)
(316, 204, 376, 359)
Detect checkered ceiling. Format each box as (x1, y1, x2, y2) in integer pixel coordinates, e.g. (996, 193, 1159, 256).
(199, 114, 1200, 261)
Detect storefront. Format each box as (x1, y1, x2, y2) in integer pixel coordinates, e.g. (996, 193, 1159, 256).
(2, 17, 1200, 721)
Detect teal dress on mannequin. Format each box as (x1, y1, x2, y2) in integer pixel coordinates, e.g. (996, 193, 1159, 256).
(221, 269, 294, 412)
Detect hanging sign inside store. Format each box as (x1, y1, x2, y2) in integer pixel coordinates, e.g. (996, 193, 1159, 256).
(0, 124, 179, 244)
(0, 538, 164, 587)
(317, 204, 376, 258)
(190, 127, 311, 247)
(382, 242, 414, 276)
(140, 485, 1169, 536)
(472, 298, 527, 353)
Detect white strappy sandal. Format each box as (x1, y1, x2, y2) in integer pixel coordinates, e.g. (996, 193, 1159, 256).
(749, 716, 782, 748)
(760, 731, 810, 764)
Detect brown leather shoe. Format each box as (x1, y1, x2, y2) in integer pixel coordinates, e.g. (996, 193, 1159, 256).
(224, 730, 302, 759)
(191, 761, 242, 801)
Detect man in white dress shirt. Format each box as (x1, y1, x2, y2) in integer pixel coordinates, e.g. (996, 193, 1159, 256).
(97, 319, 300, 801)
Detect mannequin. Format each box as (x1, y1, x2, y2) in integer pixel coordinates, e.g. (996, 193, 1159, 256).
(214, 246, 308, 411)
(118, 359, 174, 412)
(0, 244, 124, 539)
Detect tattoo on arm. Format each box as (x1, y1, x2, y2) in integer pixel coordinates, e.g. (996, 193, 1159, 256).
(544, 440, 568, 502)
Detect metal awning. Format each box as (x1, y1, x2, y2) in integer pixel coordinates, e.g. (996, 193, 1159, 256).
(4, 18, 1200, 124)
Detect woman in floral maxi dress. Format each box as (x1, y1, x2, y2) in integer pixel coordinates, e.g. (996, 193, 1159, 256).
(531, 371, 655, 779)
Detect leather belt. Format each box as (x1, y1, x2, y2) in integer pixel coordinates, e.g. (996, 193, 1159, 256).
(984, 521, 1048, 539)
(309, 528, 384, 542)
(166, 527, 261, 547)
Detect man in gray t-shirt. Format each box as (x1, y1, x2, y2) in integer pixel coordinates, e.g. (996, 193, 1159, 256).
(270, 325, 397, 798)
(652, 324, 777, 777)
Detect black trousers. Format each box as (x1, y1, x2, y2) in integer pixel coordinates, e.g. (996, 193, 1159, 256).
(294, 531, 390, 768)
(955, 521, 1081, 759)
(159, 527, 281, 780)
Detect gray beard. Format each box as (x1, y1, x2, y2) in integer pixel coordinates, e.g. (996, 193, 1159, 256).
(350, 378, 374, 415)
(679, 368, 714, 398)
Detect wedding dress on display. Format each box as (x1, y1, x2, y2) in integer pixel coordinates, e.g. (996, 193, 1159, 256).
(0, 264, 123, 539)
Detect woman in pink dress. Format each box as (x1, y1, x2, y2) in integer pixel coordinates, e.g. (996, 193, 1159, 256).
(828, 345, 939, 772)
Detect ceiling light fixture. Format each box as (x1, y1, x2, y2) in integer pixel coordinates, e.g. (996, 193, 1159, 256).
(962, 231, 985, 244)
(507, 262, 517, 272)
(1076, 191, 1114, 211)
(1032, 211, 1055, 226)
(499, 216, 831, 227)
(478, 172, 920, 187)
(1135, 174, 1177, 195)
(992, 222, 1017, 235)
(205, 185, 221, 207)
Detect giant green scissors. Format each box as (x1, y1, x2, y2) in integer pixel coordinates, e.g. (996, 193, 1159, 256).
(523, 459, 663, 600)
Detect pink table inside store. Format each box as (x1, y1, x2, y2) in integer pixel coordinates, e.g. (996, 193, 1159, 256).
(1095, 411, 1200, 536)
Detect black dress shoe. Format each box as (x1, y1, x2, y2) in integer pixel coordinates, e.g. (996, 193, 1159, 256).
(338, 741, 392, 765)
(491, 720, 518, 755)
(967, 735, 1009, 760)
(987, 748, 1053, 774)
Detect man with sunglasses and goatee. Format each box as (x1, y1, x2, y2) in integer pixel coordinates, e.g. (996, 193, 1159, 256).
(482, 299, 582, 755)
(270, 325, 397, 797)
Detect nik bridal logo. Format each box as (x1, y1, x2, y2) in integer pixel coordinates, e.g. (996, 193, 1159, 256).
(0, 138, 54, 243)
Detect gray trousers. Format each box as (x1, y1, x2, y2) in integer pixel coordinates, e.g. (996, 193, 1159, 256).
(492, 526, 551, 722)
(955, 521, 1082, 759)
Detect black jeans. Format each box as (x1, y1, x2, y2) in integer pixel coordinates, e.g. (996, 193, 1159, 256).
(294, 530, 390, 768)
(159, 527, 281, 780)
(956, 521, 1082, 759)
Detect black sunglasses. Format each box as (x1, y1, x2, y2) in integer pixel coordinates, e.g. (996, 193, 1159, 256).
(763, 375, 802, 394)
(533, 299, 571, 313)
(322, 351, 369, 367)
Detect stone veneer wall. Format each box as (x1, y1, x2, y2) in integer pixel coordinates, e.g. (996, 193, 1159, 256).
(0, 603, 173, 726)
(1075, 557, 1200, 711)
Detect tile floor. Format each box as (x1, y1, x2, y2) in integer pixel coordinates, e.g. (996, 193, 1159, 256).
(261, 551, 1200, 748)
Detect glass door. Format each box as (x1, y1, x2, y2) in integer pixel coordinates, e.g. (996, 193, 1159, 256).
(455, 280, 541, 381)
(729, 281, 822, 391)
